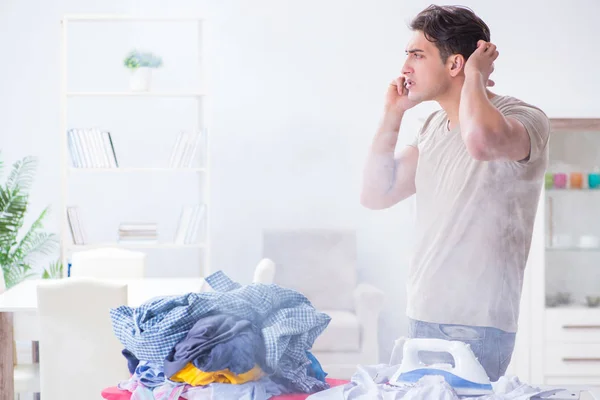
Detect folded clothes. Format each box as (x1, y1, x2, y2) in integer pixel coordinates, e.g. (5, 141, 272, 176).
(164, 313, 266, 378)
(110, 271, 331, 393)
(170, 363, 264, 386)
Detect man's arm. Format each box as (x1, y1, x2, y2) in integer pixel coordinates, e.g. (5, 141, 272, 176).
(459, 73, 530, 162)
(460, 41, 531, 162)
(360, 112, 419, 210)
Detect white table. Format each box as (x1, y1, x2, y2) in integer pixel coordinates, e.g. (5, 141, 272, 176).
(0, 277, 206, 400)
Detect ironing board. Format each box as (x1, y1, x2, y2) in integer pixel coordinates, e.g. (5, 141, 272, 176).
(100, 381, 599, 399)
(101, 378, 349, 400)
(543, 386, 600, 399)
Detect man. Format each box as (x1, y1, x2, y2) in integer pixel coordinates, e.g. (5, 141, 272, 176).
(360, 5, 549, 381)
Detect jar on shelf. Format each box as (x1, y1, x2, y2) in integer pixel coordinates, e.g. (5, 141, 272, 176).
(553, 173, 567, 189)
(589, 168, 600, 189)
(570, 172, 583, 189)
(545, 173, 554, 189)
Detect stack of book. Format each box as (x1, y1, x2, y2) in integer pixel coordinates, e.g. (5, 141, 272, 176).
(67, 128, 118, 168)
(169, 130, 204, 168)
(174, 204, 206, 244)
(118, 222, 158, 243)
(67, 206, 87, 245)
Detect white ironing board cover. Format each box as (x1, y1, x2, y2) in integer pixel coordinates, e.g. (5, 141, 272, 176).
(543, 386, 600, 399)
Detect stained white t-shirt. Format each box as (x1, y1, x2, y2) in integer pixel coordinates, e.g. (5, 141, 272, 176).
(407, 94, 550, 333)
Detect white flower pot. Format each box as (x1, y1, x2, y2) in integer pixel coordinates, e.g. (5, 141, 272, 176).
(130, 67, 153, 91)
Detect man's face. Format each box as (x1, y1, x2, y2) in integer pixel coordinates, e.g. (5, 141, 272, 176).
(402, 30, 452, 102)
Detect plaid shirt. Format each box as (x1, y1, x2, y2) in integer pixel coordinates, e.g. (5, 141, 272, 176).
(110, 271, 331, 393)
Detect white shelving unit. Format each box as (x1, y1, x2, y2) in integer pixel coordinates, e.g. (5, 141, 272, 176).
(68, 168, 206, 173)
(66, 242, 206, 250)
(59, 15, 210, 277)
(67, 91, 205, 97)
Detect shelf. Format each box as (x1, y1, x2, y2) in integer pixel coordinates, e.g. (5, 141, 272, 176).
(69, 167, 206, 173)
(66, 91, 205, 98)
(546, 247, 600, 252)
(68, 242, 205, 249)
(63, 15, 203, 22)
(546, 188, 600, 192)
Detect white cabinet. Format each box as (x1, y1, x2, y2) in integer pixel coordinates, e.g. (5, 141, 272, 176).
(545, 310, 600, 379)
(527, 118, 600, 385)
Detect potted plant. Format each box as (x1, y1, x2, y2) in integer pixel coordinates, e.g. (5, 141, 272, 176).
(123, 50, 163, 92)
(0, 155, 59, 288)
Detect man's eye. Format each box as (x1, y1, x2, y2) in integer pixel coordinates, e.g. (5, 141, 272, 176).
(414, 53, 422, 59)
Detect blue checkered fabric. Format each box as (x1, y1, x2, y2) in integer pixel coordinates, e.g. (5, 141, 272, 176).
(110, 271, 331, 393)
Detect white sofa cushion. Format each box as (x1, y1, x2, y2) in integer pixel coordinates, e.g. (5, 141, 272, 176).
(312, 310, 360, 352)
(262, 230, 358, 311)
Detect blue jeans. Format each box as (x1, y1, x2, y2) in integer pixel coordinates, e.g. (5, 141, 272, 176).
(408, 318, 516, 382)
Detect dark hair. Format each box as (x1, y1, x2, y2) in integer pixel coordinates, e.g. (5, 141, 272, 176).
(409, 5, 491, 63)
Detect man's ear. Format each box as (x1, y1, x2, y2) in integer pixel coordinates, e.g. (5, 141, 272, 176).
(447, 54, 465, 77)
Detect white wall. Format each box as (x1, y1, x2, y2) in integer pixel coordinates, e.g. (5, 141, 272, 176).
(1, 0, 599, 363)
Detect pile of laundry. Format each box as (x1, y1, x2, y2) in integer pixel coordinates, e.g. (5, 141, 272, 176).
(305, 364, 564, 400)
(108, 271, 332, 400)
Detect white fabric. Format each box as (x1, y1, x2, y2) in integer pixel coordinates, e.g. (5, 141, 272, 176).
(312, 311, 360, 352)
(407, 95, 550, 333)
(37, 278, 130, 400)
(306, 364, 564, 400)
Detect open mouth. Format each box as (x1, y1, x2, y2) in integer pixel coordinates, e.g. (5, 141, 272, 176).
(404, 79, 415, 89)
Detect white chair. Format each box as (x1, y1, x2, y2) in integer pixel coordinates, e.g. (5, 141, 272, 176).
(253, 258, 276, 284)
(70, 247, 146, 279)
(260, 229, 385, 379)
(0, 272, 40, 398)
(37, 278, 130, 400)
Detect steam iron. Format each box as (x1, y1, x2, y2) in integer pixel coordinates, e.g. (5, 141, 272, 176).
(388, 338, 493, 397)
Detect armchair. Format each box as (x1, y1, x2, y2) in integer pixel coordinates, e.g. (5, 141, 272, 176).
(258, 229, 385, 379)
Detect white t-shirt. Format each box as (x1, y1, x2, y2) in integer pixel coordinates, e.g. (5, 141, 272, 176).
(407, 94, 550, 333)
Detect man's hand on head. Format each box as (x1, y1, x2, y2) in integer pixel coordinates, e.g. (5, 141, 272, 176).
(465, 40, 498, 87)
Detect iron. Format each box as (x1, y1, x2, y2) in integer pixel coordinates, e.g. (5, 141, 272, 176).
(388, 338, 493, 396)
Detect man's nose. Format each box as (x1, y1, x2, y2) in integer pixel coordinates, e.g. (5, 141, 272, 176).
(401, 61, 413, 76)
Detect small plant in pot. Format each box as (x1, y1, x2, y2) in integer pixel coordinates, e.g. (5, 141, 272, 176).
(123, 50, 163, 92)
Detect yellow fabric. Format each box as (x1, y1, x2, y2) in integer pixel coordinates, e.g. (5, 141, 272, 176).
(171, 363, 264, 386)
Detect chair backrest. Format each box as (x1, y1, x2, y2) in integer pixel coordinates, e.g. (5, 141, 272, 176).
(37, 278, 129, 400)
(70, 247, 146, 279)
(252, 258, 276, 284)
(262, 229, 357, 311)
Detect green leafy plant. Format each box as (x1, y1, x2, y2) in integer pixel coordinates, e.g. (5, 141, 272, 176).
(42, 259, 63, 279)
(0, 155, 59, 288)
(123, 50, 163, 70)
